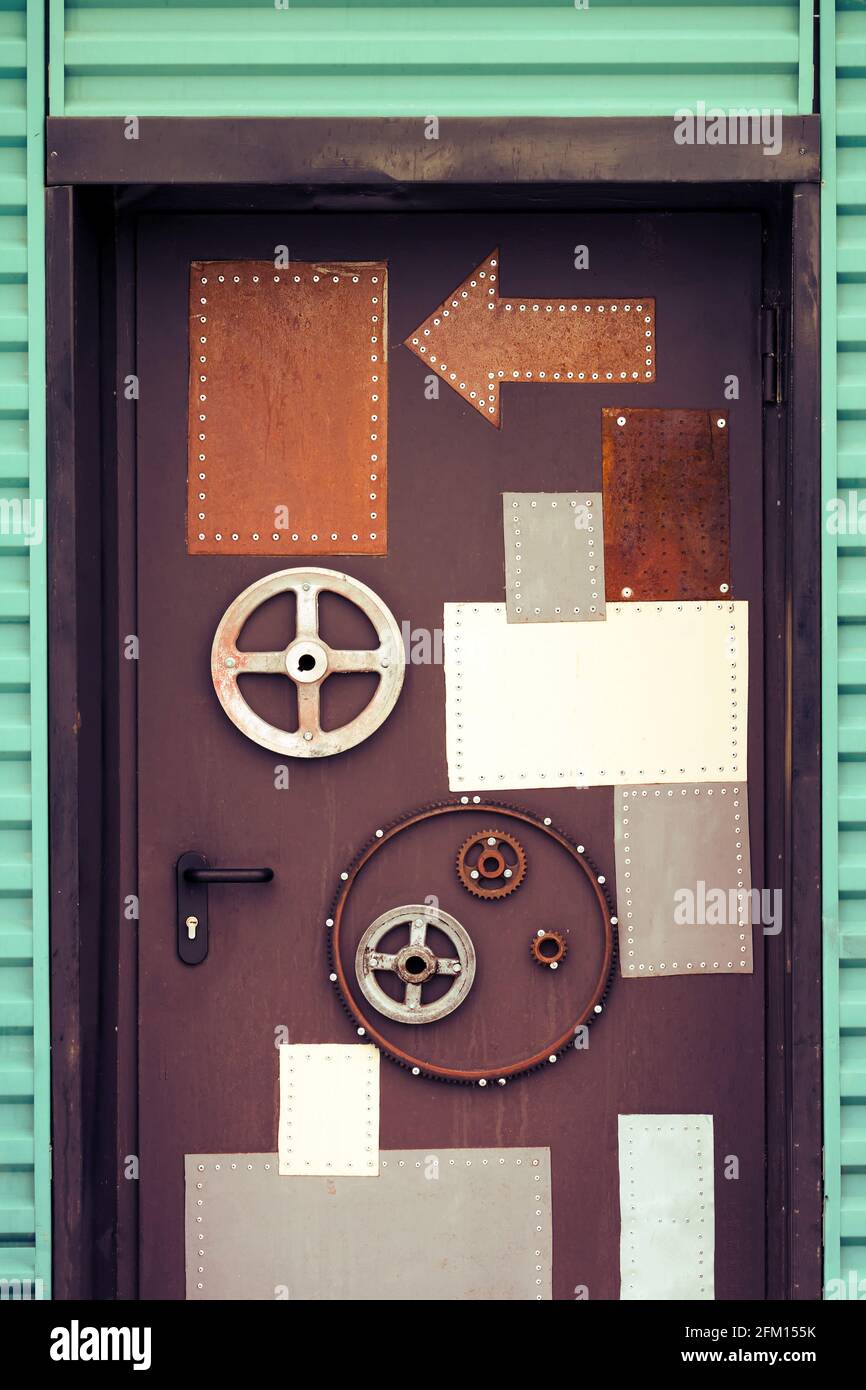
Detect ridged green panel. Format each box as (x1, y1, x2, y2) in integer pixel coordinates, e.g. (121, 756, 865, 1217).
(0, 0, 49, 1299)
(823, 0, 866, 1300)
(50, 0, 808, 117)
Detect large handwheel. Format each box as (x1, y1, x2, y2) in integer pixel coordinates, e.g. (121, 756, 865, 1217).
(355, 905, 476, 1025)
(211, 568, 405, 757)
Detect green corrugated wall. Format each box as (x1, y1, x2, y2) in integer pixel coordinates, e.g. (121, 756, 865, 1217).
(49, 0, 808, 116)
(11, 0, 851, 1298)
(0, 0, 49, 1298)
(822, 0, 866, 1299)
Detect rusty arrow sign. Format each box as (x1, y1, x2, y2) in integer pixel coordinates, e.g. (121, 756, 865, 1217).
(403, 249, 655, 427)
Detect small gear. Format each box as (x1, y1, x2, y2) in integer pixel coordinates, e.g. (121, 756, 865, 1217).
(456, 828, 527, 899)
(531, 930, 568, 969)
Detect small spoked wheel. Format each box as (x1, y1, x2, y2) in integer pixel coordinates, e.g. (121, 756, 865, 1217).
(354, 905, 476, 1025)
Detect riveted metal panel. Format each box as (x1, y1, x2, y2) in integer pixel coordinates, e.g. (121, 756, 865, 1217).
(614, 783, 753, 978)
(601, 407, 731, 603)
(619, 1115, 715, 1300)
(185, 1149, 552, 1301)
(188, 260, 387, 556)
(502, 492, 605, 623)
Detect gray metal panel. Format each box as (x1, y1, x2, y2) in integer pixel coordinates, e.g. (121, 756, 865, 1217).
(503, 492, 605, 622)
(186, 1148, 552, 1300)
(619, 1115, 715, 1300)
(614, 783, 753, 978)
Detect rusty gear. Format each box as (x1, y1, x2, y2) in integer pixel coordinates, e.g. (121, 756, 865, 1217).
(531, 931, 568, 968)
(326, 799, 617, 1086)
(456, 828, 527, 899)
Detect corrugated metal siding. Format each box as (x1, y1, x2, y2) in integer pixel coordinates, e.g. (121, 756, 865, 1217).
(823, 0, 866, 1297)
(50, 0, 807, 117)
(0, 0, 49, 1298)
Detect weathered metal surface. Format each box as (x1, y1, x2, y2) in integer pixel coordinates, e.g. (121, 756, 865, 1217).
(47, 117, 821, 188)
(137, 211, 768, 1300)
(456, 827, 527, 898)
(186, 1148, 553, 1301)
(211, 567, 405, 757)
(444, 601, 748, 789)
(619, 1115, 715, 1300)
(330, 801, 615, 1082)
(188, 260, 387, 554)
(278, 1044, 379, 1177)
(530, 931, 567, 969)
(601, 407, 730, 601)
(355, 904, 476, 1024)
(503, 491, 605, 622)
(404, 250, 654, 425)
(614, 784, 754, 978)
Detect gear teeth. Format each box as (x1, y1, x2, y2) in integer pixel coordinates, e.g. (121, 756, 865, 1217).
(456, 827, 527, 899)
(530, 931, 568, 967)
(326, 797, 618, 1085)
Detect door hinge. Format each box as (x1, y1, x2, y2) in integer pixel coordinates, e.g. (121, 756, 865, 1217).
(761, 304, 780, 405)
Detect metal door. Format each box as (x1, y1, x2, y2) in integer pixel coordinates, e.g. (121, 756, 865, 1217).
(135, 210, 765, 1299)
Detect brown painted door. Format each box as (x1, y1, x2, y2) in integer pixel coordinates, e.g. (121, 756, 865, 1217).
(136, 210, 765, 1299)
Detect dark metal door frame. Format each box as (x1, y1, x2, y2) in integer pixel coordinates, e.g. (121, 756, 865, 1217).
(45, 117, 822, 1301)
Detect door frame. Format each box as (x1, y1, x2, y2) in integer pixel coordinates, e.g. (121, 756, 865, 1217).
(45, 116, 822, 1301)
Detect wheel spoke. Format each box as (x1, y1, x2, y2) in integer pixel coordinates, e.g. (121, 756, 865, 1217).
(366, 951, 397, 973)
(329, 648, 382, 673)
(436, 957, 462, 976)
(404, 983, 423, 1010)
(295, 585, 319, 640)
(297, 683, 321, 736)
(233, 650, 287, 675)
(409, 917, 428, 946)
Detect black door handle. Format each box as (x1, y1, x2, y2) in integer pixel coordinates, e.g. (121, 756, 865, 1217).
(184, 867, 274, 885)
(177, 851, 274, 965)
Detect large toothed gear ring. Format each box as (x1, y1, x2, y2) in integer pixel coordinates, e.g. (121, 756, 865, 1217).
(456, 828, 527, 899)
(327, 800, 617, 1085)
(211, 567, 405, 758)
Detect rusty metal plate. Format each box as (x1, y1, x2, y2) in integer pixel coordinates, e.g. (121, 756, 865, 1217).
(619, 1115, 715, 1300)
(404, 249, 655, 427)
(186, 1149, 552, 1300)
(188, 260, 387, 555)
(614, 783, 753, 977)
(444, 601, 748, 789)
(503, 492, 605, 623)
(602, 407, 730, 601)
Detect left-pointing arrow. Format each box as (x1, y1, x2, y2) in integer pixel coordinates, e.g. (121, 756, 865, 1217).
(403, 249, 655, 428)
